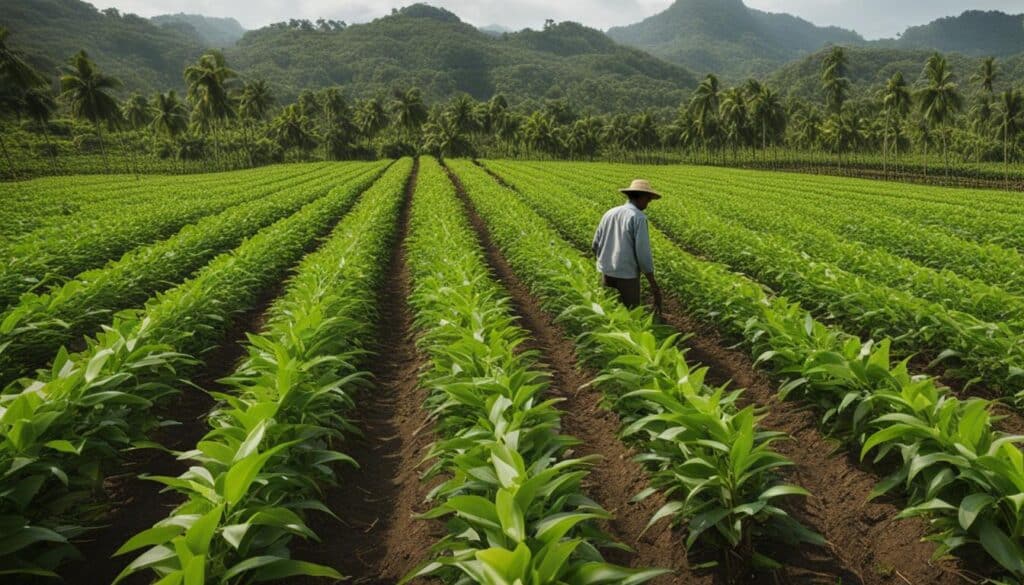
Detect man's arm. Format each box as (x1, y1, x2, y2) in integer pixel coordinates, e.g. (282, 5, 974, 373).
(591, 219, 603, 258)
(635, 217, 662, 314)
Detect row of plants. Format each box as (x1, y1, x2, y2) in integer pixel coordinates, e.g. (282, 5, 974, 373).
(481, 160, 1024, 581)
(504, 162, 1024, 395)
(513, 161, 1024, 328)
(0, 170, 246, 241)
(0, 164, 393, 578)
(446, 159, 821, 576)
(0, 163, 333, 307)
(113, 158, 413, 583)
(401, 156, 667, 584)
(0, 161, 386, 385)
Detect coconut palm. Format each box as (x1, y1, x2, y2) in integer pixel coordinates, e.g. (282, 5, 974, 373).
(447, 93, 480, 136)
(421, 111, 472, 159)
(356, 97, 388, 144)
(390, 87, 428, 143)
(970, 57, 998, 95)
(748, 84, 786, 159)
(22, 87, 58, 173)
(689, 74, 721, 162)
(121, 93, 150, 130)
(271, 103, 317, 159)
(184, 51, 237, 167)
(150, 90, 189, 140)
(881, 72, 911, 173)
(239, 79, 275, 164)
(917, 53, 963, 178)
(0, 26, 46, 93)
(821, 46, 850, 115)
(59, 50, 122, 171)
(994, 89, 1024, 188)
(718, 87, 751, 159)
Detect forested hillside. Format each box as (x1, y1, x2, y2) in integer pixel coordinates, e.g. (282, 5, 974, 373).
(227, 6, 696, 109)
(0, 0, 204, 93)
(891, 10, 1024, 57)
(607, 0, 863, 80)
(151, 13, 246, 47)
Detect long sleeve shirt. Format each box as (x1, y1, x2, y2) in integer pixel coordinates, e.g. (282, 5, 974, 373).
(591, 201, 654, 279)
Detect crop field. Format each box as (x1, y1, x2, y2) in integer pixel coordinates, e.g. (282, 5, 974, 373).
(2, 157, 1024, 585)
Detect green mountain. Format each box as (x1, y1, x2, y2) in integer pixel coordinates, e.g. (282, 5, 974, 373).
(606, 0, 863, 80)
(225, 5, 697, 110)
(151, 13, 246, 47)
(889, 10, 1024, 57)
(769, 45, 1024, 103)
(1, 0, 696, 111)
(0, 0, 205, 94)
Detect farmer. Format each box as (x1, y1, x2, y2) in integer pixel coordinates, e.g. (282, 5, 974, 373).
(591, 179, 663, 314)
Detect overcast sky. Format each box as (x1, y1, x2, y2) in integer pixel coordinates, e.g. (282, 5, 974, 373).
(87, 0, 1024, 39)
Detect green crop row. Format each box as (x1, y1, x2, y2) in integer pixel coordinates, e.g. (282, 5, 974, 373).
(0, 161, 386, 385)
(501, 162, 1024, 397)
(0, 164, 387, 578)
(0, 163, 334, 307)
(401, 158, 666, 584)
(113, 158, 413, 584)
(447, 159, 821, 574)
(482, 160, 1024, 581)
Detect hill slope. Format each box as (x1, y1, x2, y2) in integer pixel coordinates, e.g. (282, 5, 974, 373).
(151, 13, 246, 47)
(0, 0, 205, 94)
(226, 5, 697, 110)
(607, 0, 863, 80)
(889, 10, 1024, 57)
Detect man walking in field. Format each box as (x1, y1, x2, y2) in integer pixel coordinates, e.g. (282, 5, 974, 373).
(592, 179, 663, 314)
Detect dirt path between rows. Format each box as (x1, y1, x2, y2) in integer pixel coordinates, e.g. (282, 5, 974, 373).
(472, 160, 976, 585)
(62, 175, 380, 585)
(658, 299, 973, 585)
(63, 281, 283, 585)
(446, 164, 716, 584)
(293, 159, 442, 584)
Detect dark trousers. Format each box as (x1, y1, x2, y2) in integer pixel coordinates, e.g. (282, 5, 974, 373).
(602, 274, 641, 308)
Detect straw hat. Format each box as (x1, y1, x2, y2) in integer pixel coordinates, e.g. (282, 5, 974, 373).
(619, 179, 661, 199)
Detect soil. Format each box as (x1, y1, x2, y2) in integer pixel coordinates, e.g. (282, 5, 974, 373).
(291, 158, 443, 584)
(657, 297, 976, 585)
(447, 163, 717, 584)
(61, 282, 283, 585)
(469, 161, 978, 585)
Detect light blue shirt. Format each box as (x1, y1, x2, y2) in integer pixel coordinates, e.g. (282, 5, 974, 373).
(592, 202, 654, 279)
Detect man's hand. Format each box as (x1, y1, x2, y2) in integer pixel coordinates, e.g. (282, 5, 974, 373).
(645, 273, 663, 316)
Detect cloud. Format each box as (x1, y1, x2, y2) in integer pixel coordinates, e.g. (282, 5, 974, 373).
(86, 0, 1021, 38)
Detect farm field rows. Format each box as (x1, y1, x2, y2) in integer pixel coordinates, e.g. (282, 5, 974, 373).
(1, 158, 1022, 584)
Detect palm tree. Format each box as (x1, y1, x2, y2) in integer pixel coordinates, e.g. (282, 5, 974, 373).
(239, 79, 274, 164)
(356, 97, 388, 145)
(22, 87, 58, 174)
(629, 111, 659, 161)
(821, 46, 850, 115)
(422, 113, 472, 159)
(121, 93, 150, 130)
(689, 74, 721, 162)
(271, 103, 317, 160)
(150, 90, 189, 140)
(320, 88, 359, 160)
(881, 72, 911, 174)
(994, 89, 1023, 189)
(748, 84, 786, 161)
(184, 51, 237, 168)
(718, 87, 750, 160)
(917, 52, 963, 179)
(447, 93, 480, 137)
(59, 50, 122, 171)
(970, 57, 998, 95)
(390, 87, 428, 143)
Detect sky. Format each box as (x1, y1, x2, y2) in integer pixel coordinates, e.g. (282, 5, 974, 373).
(86, 0, 1024, 39)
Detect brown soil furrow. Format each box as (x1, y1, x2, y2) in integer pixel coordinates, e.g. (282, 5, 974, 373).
(471, 161, 973, 585)
(446, 164, 710, 585)
(658, 297, 973, 585)
(64, 280, 285, 585)
(294, 159, 443, 584)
